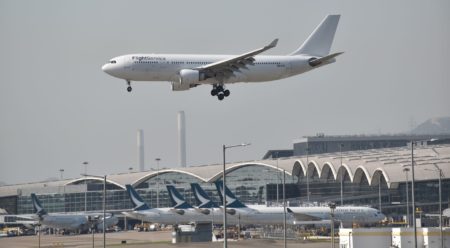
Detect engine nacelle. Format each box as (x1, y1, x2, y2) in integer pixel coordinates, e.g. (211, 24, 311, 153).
(172, 69, 201, 91)
(179, 69, 200, 84)
(308, 57, 321, 67)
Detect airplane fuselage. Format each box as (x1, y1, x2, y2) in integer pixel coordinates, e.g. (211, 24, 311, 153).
(37, 214, 88, 231)
(102, 54, 325, 85)
(123, 205, 383, 226)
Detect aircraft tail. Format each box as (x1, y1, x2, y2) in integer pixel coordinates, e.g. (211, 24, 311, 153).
(125, 185, 151, 211)
(214, 181, 247, 208)
(31, 193, 47, 216)
(166, 185, 193, 209)
(290, 15, 340, 56)
(190, 183, 219, 208)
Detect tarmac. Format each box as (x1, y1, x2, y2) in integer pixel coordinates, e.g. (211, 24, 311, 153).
(0, 230, 334, 248)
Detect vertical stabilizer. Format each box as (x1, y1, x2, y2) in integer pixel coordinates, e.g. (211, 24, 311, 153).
(214, 181, 247, 208)
(125, 185, 151, 211)
(166, 185, 193, 209)
(290, 15, 340, 56)
(31, 193, 47, 216)
(190, 183, 219, 208)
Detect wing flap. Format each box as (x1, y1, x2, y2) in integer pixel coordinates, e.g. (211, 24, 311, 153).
(195, 39, 278, 79)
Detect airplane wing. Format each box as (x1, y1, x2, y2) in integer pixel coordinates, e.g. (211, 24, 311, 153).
(195, 39, 278, 80)
(287, 208, 322, 221)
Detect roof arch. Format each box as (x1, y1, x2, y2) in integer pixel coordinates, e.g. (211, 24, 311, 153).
(320, 162, 337, 180)
(131, 169, 208, 187)
(306, 160, 321, 178)
(353, 166, 371, 185)
(336, 163, 354, 182)
(64, 177, 126, 189)
(207, 162, 293, 183)
(370, 168, 391, 188)
(293, 160, 306, 177)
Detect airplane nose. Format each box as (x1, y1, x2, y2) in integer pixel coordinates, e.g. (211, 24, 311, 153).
(102, 64, 110, 73)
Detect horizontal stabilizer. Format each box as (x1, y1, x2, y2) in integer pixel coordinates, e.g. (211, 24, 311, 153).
(308, 52, 343, 67)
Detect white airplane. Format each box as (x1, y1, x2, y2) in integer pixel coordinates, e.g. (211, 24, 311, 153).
(102, 15, 342, 100)
(30, 193, 118, 232)
(204, 182, 385, 226)
(122, 184, 206, 224)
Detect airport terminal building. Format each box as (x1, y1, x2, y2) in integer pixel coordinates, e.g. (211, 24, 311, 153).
(1, 143, 450, 225)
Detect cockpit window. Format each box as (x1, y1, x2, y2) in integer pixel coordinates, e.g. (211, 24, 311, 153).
(110, 60, 116, 64)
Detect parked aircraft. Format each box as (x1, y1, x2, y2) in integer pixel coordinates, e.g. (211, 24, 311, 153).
(102, 15, 342, 100)
(30, 194, 117, 232)
(213, 182, 385, 226)
(122, 184, 205, 224)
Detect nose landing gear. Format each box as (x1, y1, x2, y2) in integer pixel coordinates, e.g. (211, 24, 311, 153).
(211, 85, 230, 101)
(126, 80, 132, 92)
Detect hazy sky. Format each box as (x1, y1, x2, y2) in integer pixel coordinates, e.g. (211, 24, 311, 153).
(1, 0, 449, 185)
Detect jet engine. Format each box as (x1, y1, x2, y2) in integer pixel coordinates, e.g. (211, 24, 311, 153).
(308, 57, 321, 67)
(171, 69, 200, 91)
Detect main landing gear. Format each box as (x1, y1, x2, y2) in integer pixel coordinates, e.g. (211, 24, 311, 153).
(210, 85, 230, 101)
(126, 80, 132, 92)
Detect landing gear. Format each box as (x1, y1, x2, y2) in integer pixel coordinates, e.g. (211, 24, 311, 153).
(212, 85, 230, 100)
(126, 80, 132, 92)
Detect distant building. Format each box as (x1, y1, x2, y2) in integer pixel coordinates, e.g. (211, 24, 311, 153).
(293, 134, 450, 156)
(1, 144, 450, 229)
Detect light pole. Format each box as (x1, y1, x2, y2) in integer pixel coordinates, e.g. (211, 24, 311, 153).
(426, 163, 443, 248)
(306, 146, 310, 202)
(222, 143, 250, 248)
(339, 144, 344, 206)
(82, 174, 107, 248)
(82, 161, 89, 212)
(276, 152, 279, 205)
(59, 169, 64, 180)
(410, 141, 417, 248)
(283, 169, 287, 248)
(329, 202, 336, 248)
(403, 167, 410, 227)
(378, 177, 382, 211)
(155, 158, 161, 208)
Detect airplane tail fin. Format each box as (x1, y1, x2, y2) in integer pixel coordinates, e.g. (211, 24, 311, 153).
(290, 15, 340, 56)
(166, 185, 193, 209)
(214, 181, 247, 208)
(190, 183, 219, 208)
(31, 193, 47, 216)
(125, 185, 151, 211)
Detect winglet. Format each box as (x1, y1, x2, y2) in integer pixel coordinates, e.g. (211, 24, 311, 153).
(214, 181, 247, 208)
(190, 183, 219, 208)
(166, 185, 193, 209)
(31, 193, 47, 216)
(266, 39, 278, 49)
(125, 185, 151, 211)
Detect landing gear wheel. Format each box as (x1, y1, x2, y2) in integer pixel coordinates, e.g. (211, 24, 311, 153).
(127, 86, 132, 92)
(217, 85, 224, 92)
(223, 89, 230, 97)
(211, 89, 218, 96)
(217, 93, 225, 101)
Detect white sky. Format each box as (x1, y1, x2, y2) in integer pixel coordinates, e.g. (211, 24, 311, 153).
(1, 0, 449, 184)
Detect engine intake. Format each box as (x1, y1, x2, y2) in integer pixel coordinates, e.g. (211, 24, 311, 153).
(172, 69, 201, 91)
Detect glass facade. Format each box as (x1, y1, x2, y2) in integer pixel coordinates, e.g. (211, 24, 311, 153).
(10, 164, 450, 219)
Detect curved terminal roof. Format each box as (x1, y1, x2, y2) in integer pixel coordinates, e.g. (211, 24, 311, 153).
(1, 145, 449, 197)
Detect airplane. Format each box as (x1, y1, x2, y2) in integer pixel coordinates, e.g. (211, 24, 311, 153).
(102, 15, 342, 100)
(122, 184, 206, 224)
(213, 182, 385, 227)
(30, 193, 118, 233)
